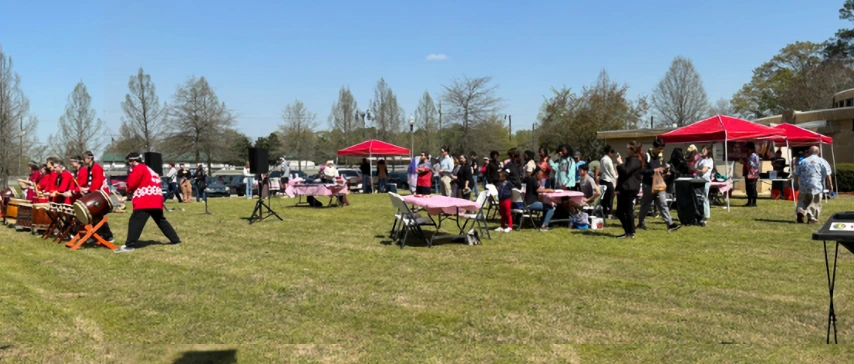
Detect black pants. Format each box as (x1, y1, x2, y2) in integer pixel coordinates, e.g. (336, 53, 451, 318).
(599, 179, 615, 216)
(745, 178, 758, 205)
(126, 209, 181, 247)
(616, 189, 638, 236)
(416, 186, 432, 195)
(168, 182, 182, 203)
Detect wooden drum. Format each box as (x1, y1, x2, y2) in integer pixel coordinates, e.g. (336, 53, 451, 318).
(32, 203, 51, 232)
(1, 187, 19, 219)
(73, 190, 113, 225)
(15, 201, 34, 231)
(5, 198, 27, 226)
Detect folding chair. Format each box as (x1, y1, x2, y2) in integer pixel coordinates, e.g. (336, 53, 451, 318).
(511, 189, 539, 230)
(388, 192, 422, 240)
(392, 195, 436, 248)
(458, 191, 491, 240)
(485, 184, 500, 220)
(583, 185, 606, 219)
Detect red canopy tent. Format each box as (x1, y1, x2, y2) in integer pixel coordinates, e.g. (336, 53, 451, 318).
(659, 115, 790, 211)
(337, 140, 411, 191)
(337, 139, 411, 157)
(763, 123, 837, 196)
(658, 115, 786, 144)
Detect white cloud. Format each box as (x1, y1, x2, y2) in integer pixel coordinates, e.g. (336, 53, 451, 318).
(426, 53, 448, 61)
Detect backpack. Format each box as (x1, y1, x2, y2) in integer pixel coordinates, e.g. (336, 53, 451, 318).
(306, 195, 323, 207)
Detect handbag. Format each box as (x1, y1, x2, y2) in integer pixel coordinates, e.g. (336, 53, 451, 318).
(652, 171, 667, 193)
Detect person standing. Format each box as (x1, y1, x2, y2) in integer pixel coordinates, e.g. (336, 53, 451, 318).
(438, 147, 454, 196)
(194, 163, 207, 203)
(243, 162, 255, 199)
(377, 159, 388, 193)
(115, 152, 181, 253)
(178, 164, 193, 202)
(538, 147, 552, 188)
(52, 160, 75, 204)
(742, 142, 760, 207)
(599, 145, 617, 219)
(280, 157, 290, 179)
(696, 146, 715, 225)
(469, 152, 480, 197)
(615, 142, 643, 239)
(794, 146, 828, 224)
(407, 153, 421, 194)
(486, 150, 501, 186)
(549, 145, 577, 190)
(359, 158, 372, 194)
(165, 163, 182, 202)
(80, 151, 115, 242)
(637, 139, 680, 232)
(456, 154, 474, 200)
(415, 154, 433, 195)
(19, 161, 42, 202)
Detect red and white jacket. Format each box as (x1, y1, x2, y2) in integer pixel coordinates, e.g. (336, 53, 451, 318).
(89, 163, 109, 194)
(127, 164, 164, 210)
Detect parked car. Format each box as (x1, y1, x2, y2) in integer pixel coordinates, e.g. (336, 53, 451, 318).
(370, 170, 408, 191)
(204, 176, 231, 198)
(337, 169, 363, 191)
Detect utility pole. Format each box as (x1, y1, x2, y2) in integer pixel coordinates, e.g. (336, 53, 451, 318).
(650, 116, 654, 129)
(507, 115, 512, 141)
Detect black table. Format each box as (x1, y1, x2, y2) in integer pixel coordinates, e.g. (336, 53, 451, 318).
(812, 212, 854, 344)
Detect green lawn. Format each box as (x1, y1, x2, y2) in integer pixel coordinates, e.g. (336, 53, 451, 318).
(2, 194, 854, 362)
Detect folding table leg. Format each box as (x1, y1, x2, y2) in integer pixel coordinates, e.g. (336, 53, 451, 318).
(825, 241, 840, 344)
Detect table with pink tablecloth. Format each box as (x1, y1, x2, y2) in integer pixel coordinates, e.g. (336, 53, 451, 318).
(402, 195, 479, 216)
(539, 190, 585, 205)
(710, 180, 732, 193)
(285, 183, 349, 199)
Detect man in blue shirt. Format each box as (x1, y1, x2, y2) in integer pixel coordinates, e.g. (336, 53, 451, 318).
(438, 146, 454, 197)
(407, 152, 423, 194)
(794, 146, 827, 224)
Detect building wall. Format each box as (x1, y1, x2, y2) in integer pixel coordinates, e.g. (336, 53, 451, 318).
(818, 120, 854, 164)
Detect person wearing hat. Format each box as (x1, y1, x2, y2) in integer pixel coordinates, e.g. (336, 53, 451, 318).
(322, 160, 338, 182)
(193, 163, 207, 203)
(115, 152, 180, 253)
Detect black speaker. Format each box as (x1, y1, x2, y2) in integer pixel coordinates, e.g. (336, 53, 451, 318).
(144, 152, 163, 176)
(248, 148, 268, 174)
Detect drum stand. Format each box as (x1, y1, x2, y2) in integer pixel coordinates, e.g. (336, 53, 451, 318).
(66, 217, 116, 251)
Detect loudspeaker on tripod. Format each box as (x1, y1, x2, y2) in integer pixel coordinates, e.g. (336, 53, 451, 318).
(248, 148, 269, 174)
(144, 152, 163, 176)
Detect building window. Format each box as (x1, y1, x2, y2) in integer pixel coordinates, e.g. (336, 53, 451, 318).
(848, 98, 853, 107)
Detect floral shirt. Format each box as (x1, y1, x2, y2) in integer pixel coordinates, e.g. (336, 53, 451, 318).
(745, 152, 760, 180)
(796, 155, 826, 195)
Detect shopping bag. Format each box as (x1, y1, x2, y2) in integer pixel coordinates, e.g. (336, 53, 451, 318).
(652, 171, 667, 193)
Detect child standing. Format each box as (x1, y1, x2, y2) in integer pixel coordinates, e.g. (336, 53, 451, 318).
(496, 170, 514, 233)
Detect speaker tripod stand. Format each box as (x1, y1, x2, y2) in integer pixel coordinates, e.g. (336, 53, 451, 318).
(248, 178, 282, 224)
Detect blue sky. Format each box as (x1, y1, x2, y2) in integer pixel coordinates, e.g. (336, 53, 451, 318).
(0, 0, 844, 146)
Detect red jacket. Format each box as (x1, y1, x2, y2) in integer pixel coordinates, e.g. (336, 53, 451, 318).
(41, 172, 56, 193)
(26, 171, 41, 201)
(127, 164, 164, 210)
(89, 163, 108, 193)
(77, 166, 89, 189)
(54, 170, 74, 204)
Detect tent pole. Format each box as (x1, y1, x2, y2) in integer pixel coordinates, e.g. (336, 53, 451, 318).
(821, 143, 826, 202)
(831, 143, 838, 196)
(787, 139, 796, 209)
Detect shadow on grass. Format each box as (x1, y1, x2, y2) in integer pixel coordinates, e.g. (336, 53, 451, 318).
(173, 349, 237, 364)
(578, 230, 620, 237)
(378, 230, 467, 248)
(754, 218, 797, 225)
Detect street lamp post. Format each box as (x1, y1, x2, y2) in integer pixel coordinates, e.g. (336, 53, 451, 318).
(408, 114, 415, 160)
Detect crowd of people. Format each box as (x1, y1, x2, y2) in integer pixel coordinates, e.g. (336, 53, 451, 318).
(397, 139, 836, 239)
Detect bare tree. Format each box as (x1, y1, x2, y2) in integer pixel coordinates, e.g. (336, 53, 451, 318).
(441, 76, 503, 151)
(328, 86, 359, 149)
(707, 97, 735, 117)
(0, 49, 38, 187)
(120, 68, 167, 152)
(49, 81, 104, 158)
(414, 90, 439, 153)
(279, 99, 317, 171)
(167, 76, 234, 170)
(370, 78, 404, 142)
(651, 56, 709, 127)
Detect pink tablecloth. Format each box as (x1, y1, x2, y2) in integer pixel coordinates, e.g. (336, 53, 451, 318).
(286, 183, 349, 198)
(710, 181, 732, 193)
(539, 190, 584, 205)
(403, 195, 479, 216)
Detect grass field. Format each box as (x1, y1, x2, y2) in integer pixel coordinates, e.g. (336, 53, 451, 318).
(2, 193, 854, 363)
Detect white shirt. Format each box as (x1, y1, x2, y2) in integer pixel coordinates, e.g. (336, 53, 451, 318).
(243, 167, 253, 177)
(600, 155, 616, 183)
(166, 167, 178, 183)
(698, 158, 714, 181)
